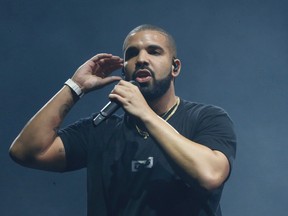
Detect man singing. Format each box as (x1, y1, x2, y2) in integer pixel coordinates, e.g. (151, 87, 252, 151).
(10, 24, 236, 216)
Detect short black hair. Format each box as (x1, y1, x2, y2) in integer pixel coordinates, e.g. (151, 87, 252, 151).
(123, 24, 177, 58)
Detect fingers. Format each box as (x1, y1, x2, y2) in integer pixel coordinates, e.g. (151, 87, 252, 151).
(89, 53, 123, 77)
(112, 80, 138, 94)
(109, 80, 141, 103)
(108, 80, 149, 118)
(90, 53, 123, 66)
(97, 76, 122, 87)
(72, 53, 124, 93)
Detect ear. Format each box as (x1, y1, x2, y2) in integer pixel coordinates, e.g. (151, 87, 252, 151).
(172, 58, 181, 77)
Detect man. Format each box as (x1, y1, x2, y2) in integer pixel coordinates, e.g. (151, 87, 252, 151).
(9, 24, 236, 215)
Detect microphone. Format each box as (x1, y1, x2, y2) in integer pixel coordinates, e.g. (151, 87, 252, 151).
(93, 80, 139, 126)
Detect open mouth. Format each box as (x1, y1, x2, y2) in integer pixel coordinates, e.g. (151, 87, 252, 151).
(135, 69, 152, 83)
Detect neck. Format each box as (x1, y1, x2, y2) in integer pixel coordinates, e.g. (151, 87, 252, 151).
(147, 84, 178, 115)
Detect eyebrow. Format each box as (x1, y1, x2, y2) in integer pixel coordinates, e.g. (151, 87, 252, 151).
(147, 44, 164, 51)
(125, 44, 165, 53)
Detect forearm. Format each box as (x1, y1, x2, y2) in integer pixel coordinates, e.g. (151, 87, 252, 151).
(142, 113, 229, 190)
(10, 86, 75, 162)
(9, 53, 123, 170)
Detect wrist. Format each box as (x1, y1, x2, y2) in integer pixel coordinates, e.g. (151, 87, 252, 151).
(64, 78, 84, 99)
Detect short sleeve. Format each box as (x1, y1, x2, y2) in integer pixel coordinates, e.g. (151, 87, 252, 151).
(193, 105, 237, 169)
(57, 116, 93, 171)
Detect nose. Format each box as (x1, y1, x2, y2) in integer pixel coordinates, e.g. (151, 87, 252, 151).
(135, 50, 149, 68)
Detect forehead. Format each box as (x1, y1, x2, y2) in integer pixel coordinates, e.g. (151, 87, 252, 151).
(124, 30, 170, 50)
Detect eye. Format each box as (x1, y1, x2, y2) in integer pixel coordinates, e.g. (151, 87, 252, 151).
(149, 49, 161, 55)
(147, 45, 163, 56)
(125, 47, 139, 60)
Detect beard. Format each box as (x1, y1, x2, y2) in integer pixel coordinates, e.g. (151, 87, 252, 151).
(139, 70, 173, 101)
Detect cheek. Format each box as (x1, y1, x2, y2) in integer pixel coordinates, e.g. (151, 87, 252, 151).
(123, 62, 133, 78)
(155, 64, 172, 78)
(124, 60, 134, 70)
(152, 58, 172, 71)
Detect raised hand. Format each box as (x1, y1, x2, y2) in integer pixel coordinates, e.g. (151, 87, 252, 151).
(71, 53, 123, 93)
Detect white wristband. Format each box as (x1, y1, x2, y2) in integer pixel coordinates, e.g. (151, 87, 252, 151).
(64, 79, 84, 98)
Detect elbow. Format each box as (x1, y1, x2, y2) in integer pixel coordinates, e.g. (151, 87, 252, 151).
(9, 140, 34, 166)
(199, 170, 228, 191)
(201, 175, 224, 191)
(9, 148, 25, 165)
(200, 159, 230, 191)
(9, 141, 21, 162)
(9, 139, 66, 173)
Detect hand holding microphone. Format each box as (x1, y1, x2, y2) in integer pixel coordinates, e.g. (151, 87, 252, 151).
(93, 80, 140, 126)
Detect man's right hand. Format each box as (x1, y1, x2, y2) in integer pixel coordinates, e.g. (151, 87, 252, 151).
(71, 53, 123, 94)
(9, 53, 123, 172)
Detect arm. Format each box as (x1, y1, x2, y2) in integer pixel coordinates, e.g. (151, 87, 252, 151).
(141, 112, 231, 191)
(109, 81, 233, 191)
(9, 53, 123, 172)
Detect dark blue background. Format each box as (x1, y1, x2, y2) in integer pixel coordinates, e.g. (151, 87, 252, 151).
(1, 0, 287, 215)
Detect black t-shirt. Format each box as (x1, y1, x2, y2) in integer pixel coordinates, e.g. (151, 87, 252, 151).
(58, 99, 236, 216)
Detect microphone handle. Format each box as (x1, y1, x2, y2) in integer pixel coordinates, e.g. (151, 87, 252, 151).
(93, 101, 120, 126)
(93, 80, 139, 126)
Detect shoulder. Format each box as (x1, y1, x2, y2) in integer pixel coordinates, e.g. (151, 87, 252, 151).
(58, 113, 124, 139)
(179, 99, 237, 161)
(179, 99, 230, 120)
(177, 99, 236, 138)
